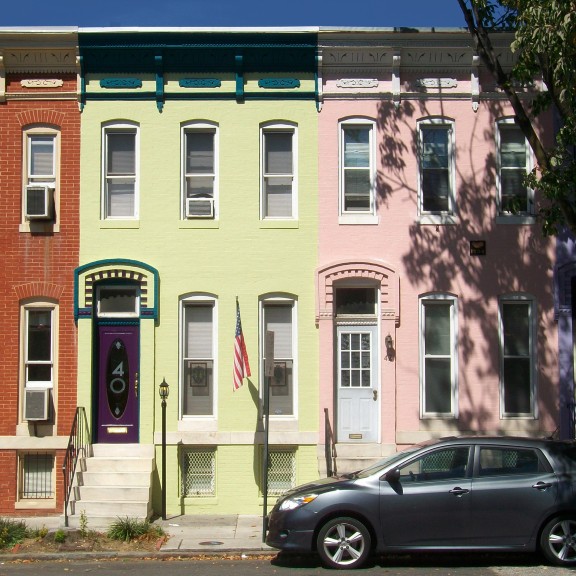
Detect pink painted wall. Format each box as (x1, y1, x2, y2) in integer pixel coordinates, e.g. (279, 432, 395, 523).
(317, 95, 557, 448)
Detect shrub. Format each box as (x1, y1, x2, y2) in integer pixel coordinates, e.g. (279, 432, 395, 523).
(53, 529, 67, 544)
(0, 518, 28, 550)
(107, 517, 151, 542)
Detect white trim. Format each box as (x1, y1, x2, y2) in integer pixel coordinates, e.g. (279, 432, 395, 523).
(417, 118, 456, 220)
(181, 121, 219, 220)
(179, 294, 218, 420)
(419, 294, 458, 418)
(498, 293, 537, 419)
(338, 118, 376, 220)
(101, 121, 140, 220)
(260, 122, 298, 220)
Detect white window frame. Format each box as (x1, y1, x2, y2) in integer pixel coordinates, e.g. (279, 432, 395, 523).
(499, 294, 537, 418)
(22, 303, 57, 391)
(260, 296, 298, 419)
(417, 118, 457, 225)
(339, 119, 377, 224)
(179, 295, 218, 420)
(260, 123, 298, 220)
(20, 127, 60, 232)
(102, 122, 139, 220)
(496, 118, 535, 224)
(419, 294, 458, 418)
(181, 122, 219, 220)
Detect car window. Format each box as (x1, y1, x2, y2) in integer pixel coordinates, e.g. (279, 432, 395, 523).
(478, 447, 542, 477)
(398, 447, 470, 482)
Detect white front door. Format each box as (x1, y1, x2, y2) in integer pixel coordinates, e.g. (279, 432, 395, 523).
(336, 325, 379, 442)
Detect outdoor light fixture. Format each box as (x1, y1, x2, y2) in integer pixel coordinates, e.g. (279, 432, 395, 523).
(385, 334, 395, 361)
(159, 378, 170, 400)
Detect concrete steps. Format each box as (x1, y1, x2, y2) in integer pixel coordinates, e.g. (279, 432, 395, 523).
(66, 444, 155, 528)
(318, 443, 387, 476)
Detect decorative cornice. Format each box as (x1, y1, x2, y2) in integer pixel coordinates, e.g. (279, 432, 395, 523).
(179, 78, 221, 88)
(1, 48, 78, 73)
(258, 78, 300, 89)
(100, 78, 142, 89)
(416, 78, 458, 89)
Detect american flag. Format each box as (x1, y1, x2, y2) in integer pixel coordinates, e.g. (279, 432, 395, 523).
(233, 299, 251, 391)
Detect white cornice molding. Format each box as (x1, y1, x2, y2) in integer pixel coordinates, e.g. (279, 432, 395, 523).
(0, 47, 79, 74)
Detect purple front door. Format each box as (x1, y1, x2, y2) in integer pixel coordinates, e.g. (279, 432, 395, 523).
(96, 325, 139, 443)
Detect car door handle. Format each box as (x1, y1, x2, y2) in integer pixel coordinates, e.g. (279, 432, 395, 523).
(532, 481, 553, 490)
(449, 487, 470, 497)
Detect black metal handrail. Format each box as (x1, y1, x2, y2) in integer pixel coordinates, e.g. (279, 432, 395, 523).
(62, 407, 91, 527)
(324, 408, 337, 477)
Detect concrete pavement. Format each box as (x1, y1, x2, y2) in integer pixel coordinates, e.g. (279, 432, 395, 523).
(14, 514, 274, 555)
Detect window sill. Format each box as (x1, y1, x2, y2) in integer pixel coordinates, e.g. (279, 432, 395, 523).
(420, 414, 457, 420)
(259, 220, 299, 229)
(338, 214, 379, 225)
(182, 496, 218, 505)
(19, 222, 60, 234)
(496, 215, 535, 225)
(100, 220, 140, 229)
(179, 219, 220, 229)
(416, 214, 458, 226)
(15, 499, 56, 510)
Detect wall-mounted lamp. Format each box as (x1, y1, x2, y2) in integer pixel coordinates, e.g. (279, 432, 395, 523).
(385, 334, 395, 361)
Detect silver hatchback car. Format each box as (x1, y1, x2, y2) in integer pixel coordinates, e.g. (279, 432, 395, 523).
(266, 436, 576, 569)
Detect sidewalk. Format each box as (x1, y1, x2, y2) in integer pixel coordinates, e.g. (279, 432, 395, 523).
(17, 514, 274, 555)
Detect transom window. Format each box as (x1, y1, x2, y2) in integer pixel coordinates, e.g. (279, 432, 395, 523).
(97, 286, 140, 318)
(418, 119, 455, 216)
(261, 124, 296, 219)
(103, 125, 138, 219)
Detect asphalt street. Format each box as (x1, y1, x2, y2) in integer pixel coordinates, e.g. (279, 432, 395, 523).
(0, 554, 574, 575)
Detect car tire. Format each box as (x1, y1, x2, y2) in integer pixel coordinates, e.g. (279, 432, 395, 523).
(316, 516, 371, 569)
(540, 516, 576, 566)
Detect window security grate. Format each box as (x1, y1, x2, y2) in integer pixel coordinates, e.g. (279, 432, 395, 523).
(21, 453, 54, 499)
(181, 450, 215, 497)
(267, 450, 296, 497)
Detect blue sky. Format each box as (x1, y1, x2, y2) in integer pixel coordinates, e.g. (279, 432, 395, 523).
(1, 0, 467, 28)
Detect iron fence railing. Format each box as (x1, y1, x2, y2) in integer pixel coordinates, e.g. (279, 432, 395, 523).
(324, 408, 337, 477)
(62, 407, 91, 527)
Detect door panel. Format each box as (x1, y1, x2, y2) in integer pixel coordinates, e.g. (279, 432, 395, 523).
(336, 325, 378, 443)
(96, 325, 139, 443)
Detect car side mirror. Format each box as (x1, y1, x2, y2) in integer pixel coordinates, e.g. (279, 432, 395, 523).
(384, 468, 401, 484)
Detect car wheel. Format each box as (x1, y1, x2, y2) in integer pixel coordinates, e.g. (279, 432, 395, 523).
(316, 516, 371, 569)
(540, 516, 576, 566)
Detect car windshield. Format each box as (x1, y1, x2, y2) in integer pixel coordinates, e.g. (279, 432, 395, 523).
(353, 445, 422, 478)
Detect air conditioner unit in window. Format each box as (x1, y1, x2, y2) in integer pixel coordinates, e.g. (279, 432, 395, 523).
(186, 197, 214, 218)
(25, 184, 53, 220)
(24, 388, 50, 421)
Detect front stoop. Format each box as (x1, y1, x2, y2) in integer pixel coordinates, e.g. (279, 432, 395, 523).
(318, 443, 391, 476)
(66, 444, 155, 528)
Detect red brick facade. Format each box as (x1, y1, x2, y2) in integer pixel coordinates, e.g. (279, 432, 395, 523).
(0, 56, 80, 515)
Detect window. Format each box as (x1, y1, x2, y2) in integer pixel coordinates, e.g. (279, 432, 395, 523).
(21, 128, 59, 229)
(418, 119, 455, 218)
(262, 299, 296, 416)
(339, 121, 375, 217)
(181, 299, 216, 417)
(182, 123, 217, 219)
(19, 453, 55, 500)
(398, 447, 469, 482)
(497, 120, 532, 216)
(181, 448, 216, 497)
(420, 295, 457, 417)
(97, 286, 139, 318)
(478, 447, 543, 477)
(103, 124, 138, 219)
(500, 297, 536, 417)
(24, 307, 54, 388)
(261, 124, 296, 219)
(266, 449, 296, 496)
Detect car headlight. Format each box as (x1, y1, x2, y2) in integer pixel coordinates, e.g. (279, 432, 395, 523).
(279, 493, 318, 511)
